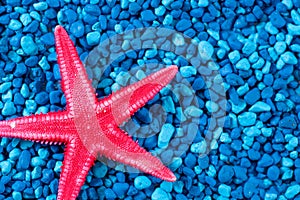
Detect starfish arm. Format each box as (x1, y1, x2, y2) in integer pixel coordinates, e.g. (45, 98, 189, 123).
(57, 138, 96, 200)
(0, 111, 72, 143)
(97, 66, 178, 125)
(54, 26, 98, 113)
(96, 123, 176, 182)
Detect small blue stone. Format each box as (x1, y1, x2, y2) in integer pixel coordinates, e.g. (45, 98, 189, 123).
(244, 88, 260, 105)
(236, 58, 250, 70)
(9, 148, 21, 160)
(33, 2, 48, 11)
(198, 41, 214, 62)
(176, 19, 192, 32)
(41, 169, 54, 184)
(46, 0, 59, 7)
(17, 150, 31, 170)
(218, 165, 234, 183)
(0, 82, 11, 93)
(112, 183, 129, 197)
(281, 51, 298, 64)
(249, 101, 271, 112)
(151, 188, 168, 200)
(40, 33, 55, 46)
(70, 21, 85, 38)
(49, 91, 61, 104)
(180, 66, 196, 78)
(84, 4, 101, 16)
(270, 11, 286, 28)
(104, 188, 117, 199)
(2, 102, 16, 116)
(267, 165, 280, 181)
(128, 2, 141, 15)
(141, 10, 156, 21)
(233, 166, 247, 181)
(285, 185, 300, 199)
(0, 161, 12, 175)
(35, 91, 49, 105)
(238, 112, 256, 126)
(86, 31, 100, 46)
(258, 154, 274, 168)
(279, 116, 297, 129)
(12, 181, 26, 192)
(8, 19, 22, 31)
(243, 178, 259, 198)
(31, 157, 46, 167)
(158, 123, 175, 148)
(21, 35, 38, 55)
(218, 184, 231, 197)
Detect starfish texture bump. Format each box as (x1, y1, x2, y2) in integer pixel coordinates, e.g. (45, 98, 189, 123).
(0, 26, 178, 199)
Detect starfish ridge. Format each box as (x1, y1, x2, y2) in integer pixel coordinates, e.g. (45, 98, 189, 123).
(0, 25, 178, 199)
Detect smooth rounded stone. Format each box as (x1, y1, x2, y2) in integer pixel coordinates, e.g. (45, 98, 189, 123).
(92, 163, 108, 178)
(0, 82, 11, 93)
(2, 101, 16, 116)
(205, 101, 219, 113)
(9, 148, 21, 160)
(180, 66, 196, 77)
(112, 183, 129, 197)
(33, 2, 48, 11)
(190, 140, 207, 154)
(226, 73, 244, 86)
(198, 41, 214, 62)
(35, 91, 49, 105)
(184, 106, 203, 117)
(274, 41, 287, 55)
(12, 181, 26, 192)
(17, 150, 31, 170)
(218, 184, 231, 198)
(230, 99, 246, 114)
(282, 157, 293, 167)
(134, 176, 151, 190)
(40, 33, 55, 46)
(267, 166, 280, 181)
(285, 185, 300, 199)
(235, 58, 250, 70)
(141, 10, 156, 21)
(218, 165, 234, 183)
(243, 178, 259, 198)
(280, 51, 298, 64)
(238, 112, 256, 126)
(151, 188, 169, 200)
(279, 116, 297, 129)
(21, 36, 38, 55)
(105, 188, 117, 199)
(249, 101, 271, 112)
(158, 123, 175, 148)
(258, 154, 274, 168)
(175, 19, 192, 31)
(198, 0, 209, 7)
(84, 4, 101, 16)
(8, 19, 22, 31)
(115, 71, 130, 86)
(31, 157, 46, 167)
(87, 31, 100, 46)
(70, 21, 85, 38)
(0, 160, 12, 175)
(244, 88, 260, 105)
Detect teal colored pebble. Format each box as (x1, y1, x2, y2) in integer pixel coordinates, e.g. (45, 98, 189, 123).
(8, 19, 22, 31)
(291, 10, 300, 25)
(236, 58, 250, 70)
(238, 112, 256, 126)
(198, 0, 209, 7)
(218, 184, 231, 198)
(184, 105, 203, 117)
(287, 23, 300, 35)
(0, 160, 12, 175)
(205, 101, 219, 113)
(198, 41, 214, 62)
(237, 83, 249, 96)
(282, 157, 293, 167)
(0, 82, 12, 94)
(230, 99, 246, 114)
(228, 50, 241, 64)
(244, 126, 261, 137)
(158, 123, 175, 148)
(249, 101, 271, 112)
(92, 163, 108, 178)
(134, 176, 151, 190)
(162, 96, 175, 113)
(274, 41, 287, 55)
(280, 51, 298, 64)
(21, 36, 38, 56)
(285, 185, 300, 199)
(2, 101, 16, 116)
(86, 31, 100, 46)
(161, 182, 173, 193)
(261, 127, 272, 137)
(31, 157, 46, 167)
(163, 14, 173, 26)
(151, 188, 169, 200)
(180, 66, 197, 77)
(33, 2, 48, 11)
(9, 148, 21, 160)
(38, 56, 50, 71)
(242, 41, 256, 56)
(190, 140, 207, 154)
(20, 13, 32, 26)
(115, 71, 130, 86)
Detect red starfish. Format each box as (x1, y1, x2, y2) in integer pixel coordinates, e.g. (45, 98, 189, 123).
(0, 26, 177, 199)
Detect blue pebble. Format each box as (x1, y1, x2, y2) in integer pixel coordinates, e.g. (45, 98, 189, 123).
(281, 51, 298, 64)
(180, 66, 197, 78)
(12, 181, 26, 192)
(236, 58, 250, 70)
(176, 19, 192, 32)
(198, 41, 214, 62)
(112, 183, 129, 197)
(151, 188, 168, 200)
(249, 101, 271, 112)
(25, 56, 38, 67)
(0, 161, 11, 175)
(14, 63, 27, 77)
(141, 10, 156, 21)
(2, 102, 16, 116)
(8, 19, 22, 31)
(285, 185, 300, 199)
(17, 150, 31, 170)
(31, 157, 46, 167)
(84, 4, 101, 16)
(0, 82, 11, 93)
(134, 176, 151, 190)
(184, 153, 196, 168)
(21, 36, 38, 55)
(46, 0, 59, 7)
(267, 165, 280, 181)
(87, 31, 100, 46)
(258, 154, 274, 168)
(158, 123, 175, 148)
(128, 2, 141, 15)
(243, 177, 259, 198)
(270, 11, 286, 28)
(70, 21, 85, 38)
(40, 33, 55, 46)
(244, 88, 260, 105)
(35, 91, 49, 105)
(49, 91, 61, 104)
(218, 184, 231, 197)
(105, 188, 117, 199)
(238, 112, 256, 126)
(279, 116, 297, 129)
(218, 165, 234, 183)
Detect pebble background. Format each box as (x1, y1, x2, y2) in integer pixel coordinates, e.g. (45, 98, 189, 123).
(0, 0, 300, 200)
